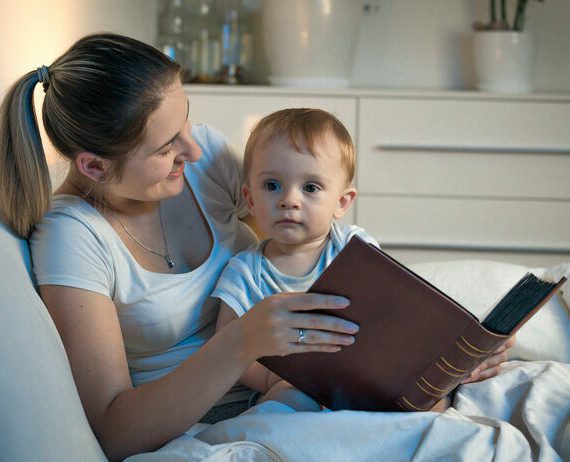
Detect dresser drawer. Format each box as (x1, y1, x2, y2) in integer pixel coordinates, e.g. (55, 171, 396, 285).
(357, 98, 570, 198)
(357, 195, 570, 252)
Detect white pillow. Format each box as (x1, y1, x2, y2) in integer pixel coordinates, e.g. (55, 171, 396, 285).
(409, 260, 570, 363)
(0, 223, 107, 462)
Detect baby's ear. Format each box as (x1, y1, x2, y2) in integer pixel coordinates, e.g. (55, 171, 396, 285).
(242, 184, 255, 214)
(334, 187, 357, 219)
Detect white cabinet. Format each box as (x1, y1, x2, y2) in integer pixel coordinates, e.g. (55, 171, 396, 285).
(357, 96, 570, 262)
(185, 85, 570, 266)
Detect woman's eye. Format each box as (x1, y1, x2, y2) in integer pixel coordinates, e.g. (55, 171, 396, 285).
(303, 183, 320, 193)
(159, 146, 174, 157)
(264, 181, 281, 191)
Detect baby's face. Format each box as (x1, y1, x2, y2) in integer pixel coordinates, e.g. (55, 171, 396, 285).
(243, 134, 354, 246)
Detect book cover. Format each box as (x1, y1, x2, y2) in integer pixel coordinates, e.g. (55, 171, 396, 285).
(259, 236, 566, 412)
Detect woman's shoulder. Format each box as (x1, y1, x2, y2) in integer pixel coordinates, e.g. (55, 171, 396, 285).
(31, 195, 111, 250)
(30, 195, 116, 296)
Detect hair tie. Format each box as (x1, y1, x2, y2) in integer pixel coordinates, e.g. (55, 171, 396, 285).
(36, 65, 50, 92)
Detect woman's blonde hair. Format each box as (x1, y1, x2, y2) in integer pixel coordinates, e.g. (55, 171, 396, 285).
(243, 108, 355, 184)
(0, 33, 181, 238)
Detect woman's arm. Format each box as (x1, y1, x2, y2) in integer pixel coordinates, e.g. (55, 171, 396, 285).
(41, 285, 356, 461)
(40, 285, 250, 461)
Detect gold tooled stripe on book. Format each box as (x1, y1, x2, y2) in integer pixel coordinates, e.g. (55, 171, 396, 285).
(396, 401, 406, 411)
(416, 381, 444, 398)
(436, 361, 464, 378)
(441, 356, 468, 373)
(456, 341, 487, 358)
(460, 336, 492, 353)
(420, 377, 456, 394)
(401, 396, 431, 412)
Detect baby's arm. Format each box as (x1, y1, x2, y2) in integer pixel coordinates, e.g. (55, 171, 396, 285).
(215, 301, 282, 392)
(215, 301, 321, 411)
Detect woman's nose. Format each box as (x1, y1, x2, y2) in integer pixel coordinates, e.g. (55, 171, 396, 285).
(180, 135, 202, 162)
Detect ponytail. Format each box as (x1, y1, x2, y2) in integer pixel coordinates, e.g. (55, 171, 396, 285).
(0, 72, 52, 238)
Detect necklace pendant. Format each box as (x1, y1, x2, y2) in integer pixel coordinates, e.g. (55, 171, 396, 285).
(165, 255, 174, 269)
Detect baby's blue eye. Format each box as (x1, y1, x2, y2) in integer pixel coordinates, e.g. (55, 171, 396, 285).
(303, 183, 320, 193)
(264, 180, 281, 191)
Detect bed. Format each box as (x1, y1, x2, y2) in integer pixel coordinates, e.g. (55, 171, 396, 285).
(1, 222, 568, 461)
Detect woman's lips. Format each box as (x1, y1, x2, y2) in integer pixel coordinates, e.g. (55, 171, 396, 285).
(168, 162, 185, 178)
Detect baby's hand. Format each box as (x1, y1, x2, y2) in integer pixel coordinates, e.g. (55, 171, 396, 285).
(258, 380, 321, 412)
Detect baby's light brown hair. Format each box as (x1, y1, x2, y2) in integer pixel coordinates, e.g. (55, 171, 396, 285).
(243, 108, 355, 185)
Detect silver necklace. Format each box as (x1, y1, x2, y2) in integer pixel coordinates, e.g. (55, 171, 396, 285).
(109, 203, 174, 269)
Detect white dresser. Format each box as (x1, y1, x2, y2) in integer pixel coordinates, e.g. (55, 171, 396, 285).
(185, 85, 570, 266)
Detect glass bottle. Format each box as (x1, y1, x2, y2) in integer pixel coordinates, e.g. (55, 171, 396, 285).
(184, 0, 222, 83)
(217, 0, 254, 84)
(157, 0, 193, 82)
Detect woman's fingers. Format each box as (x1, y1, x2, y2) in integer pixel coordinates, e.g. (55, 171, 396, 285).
(274, 292, 351, 312)
(463, 364, 502, 383)
(503, 335, 516, 352)
(462, 345, 510, 383)
(290, 327, 356, 347)
(289, 311, 359, 334)
(240, 292, 358, 360)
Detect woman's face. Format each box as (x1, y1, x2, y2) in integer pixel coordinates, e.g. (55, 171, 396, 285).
(105, 80, 202, 205)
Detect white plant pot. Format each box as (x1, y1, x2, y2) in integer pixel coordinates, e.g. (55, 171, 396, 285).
(473, 31, 535, 93)
(261, 0, 362, 88)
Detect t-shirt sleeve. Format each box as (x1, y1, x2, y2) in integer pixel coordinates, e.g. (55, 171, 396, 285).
(197, 124, 249, 219)
(30, 211, 115, 298)
(211, 251, 262, 317)
(339, 224, 381, 249)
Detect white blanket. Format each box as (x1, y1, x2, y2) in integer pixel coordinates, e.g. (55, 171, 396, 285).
(127, 360, 570, 462)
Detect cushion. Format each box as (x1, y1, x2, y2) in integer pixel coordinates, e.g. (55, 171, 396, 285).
(0, 222, 107, 462)
(410, 259, 570, 363)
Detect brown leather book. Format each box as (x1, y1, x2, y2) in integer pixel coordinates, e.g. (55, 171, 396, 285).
(259, 236, 566, 412)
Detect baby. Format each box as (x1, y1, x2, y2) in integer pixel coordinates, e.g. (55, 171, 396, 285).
(212, 108, 377, 410)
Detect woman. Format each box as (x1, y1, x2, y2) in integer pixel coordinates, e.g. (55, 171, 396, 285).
(0, 33, 512, 461)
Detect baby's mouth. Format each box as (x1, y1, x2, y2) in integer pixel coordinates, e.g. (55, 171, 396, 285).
(276, 218, 301, 225)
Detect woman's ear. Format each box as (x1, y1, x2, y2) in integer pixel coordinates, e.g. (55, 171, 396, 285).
(333, 187, 357, 219)
(75, 152, 111, 183)
(242, 184, 255, 214)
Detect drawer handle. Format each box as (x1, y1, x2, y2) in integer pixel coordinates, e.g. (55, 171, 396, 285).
(373, 143, 570, 154)
(381, 240, 570, 254)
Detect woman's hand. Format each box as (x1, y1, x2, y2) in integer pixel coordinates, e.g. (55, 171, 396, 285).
(236, 292, 359, 363)
(462, 335, 516, 384)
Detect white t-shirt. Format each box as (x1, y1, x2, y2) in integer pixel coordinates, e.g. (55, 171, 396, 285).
(30, 124, 258, 388)
(212, 222, 379, 317)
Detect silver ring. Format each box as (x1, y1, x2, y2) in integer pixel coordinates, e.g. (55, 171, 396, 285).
(297, 328, 306, 344)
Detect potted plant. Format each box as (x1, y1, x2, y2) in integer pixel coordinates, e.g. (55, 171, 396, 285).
(472, 0, 544, 93)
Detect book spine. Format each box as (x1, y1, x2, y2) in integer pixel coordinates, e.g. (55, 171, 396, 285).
(389, 320, 509, 412)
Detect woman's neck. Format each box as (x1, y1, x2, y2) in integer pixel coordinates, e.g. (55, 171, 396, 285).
(58, 170, 158, 217)
(263, 233, 330, 277)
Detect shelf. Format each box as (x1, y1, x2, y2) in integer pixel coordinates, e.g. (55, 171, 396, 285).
(184, 84, 570, 103)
